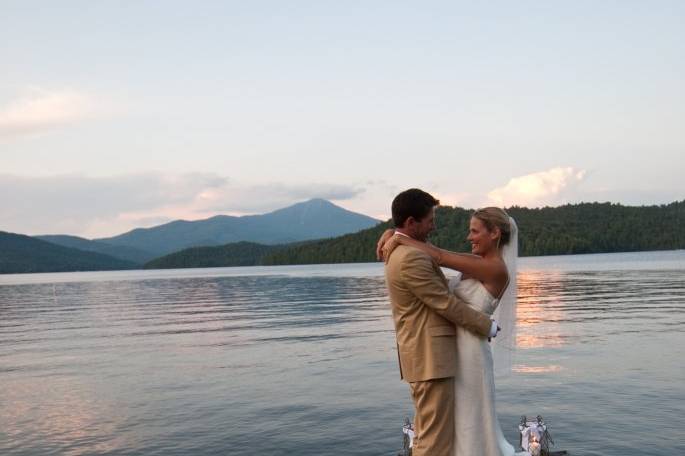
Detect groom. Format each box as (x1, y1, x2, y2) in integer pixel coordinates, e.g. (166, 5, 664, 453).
(382, 189, 498, 456)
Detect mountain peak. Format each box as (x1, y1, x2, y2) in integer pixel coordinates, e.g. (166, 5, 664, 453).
(304, 197, 334, 205)
(270, 198, 340, 213)
(96, 198, 380, 257)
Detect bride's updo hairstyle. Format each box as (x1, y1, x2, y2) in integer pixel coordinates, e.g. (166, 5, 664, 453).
(472, 207, 512, 247)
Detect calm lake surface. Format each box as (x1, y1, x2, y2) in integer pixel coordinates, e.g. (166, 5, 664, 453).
(1, 250, 684, 455)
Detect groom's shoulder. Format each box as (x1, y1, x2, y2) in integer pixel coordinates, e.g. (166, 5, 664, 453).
(389, 245, 432, 266)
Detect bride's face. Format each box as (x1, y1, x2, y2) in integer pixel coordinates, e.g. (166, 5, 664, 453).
(467, 216, 499, 256)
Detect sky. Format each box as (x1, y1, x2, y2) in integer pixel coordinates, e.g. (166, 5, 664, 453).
(1, 1, 683, 238)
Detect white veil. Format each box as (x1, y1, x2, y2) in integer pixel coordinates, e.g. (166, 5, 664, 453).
(492, 216, 518, 378)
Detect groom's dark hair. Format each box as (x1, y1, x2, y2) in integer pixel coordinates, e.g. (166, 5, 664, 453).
(391, 188, 440, 228)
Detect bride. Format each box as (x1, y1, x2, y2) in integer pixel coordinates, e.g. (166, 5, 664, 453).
(378, 207, 523, 456)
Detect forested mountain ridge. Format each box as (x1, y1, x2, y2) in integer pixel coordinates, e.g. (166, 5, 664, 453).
(6, 201, 683, 273)
(36, 235, 155, 264)
(144, 242, 282, 269)
(146, 201, 685, 268)
(264, 200, 685, 265)
(97, 198, 379, 257)
(0, 232, 138, 274)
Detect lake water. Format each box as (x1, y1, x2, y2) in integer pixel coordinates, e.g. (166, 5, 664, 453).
(1, 250, 684, 455)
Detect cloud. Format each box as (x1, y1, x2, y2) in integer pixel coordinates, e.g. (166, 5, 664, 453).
(203, 183, 364, 213)
(431, 191, 473, 209)
(0, 173, 363, 238)
(487, 167, 587, 207)
(0, 88, 95, 138)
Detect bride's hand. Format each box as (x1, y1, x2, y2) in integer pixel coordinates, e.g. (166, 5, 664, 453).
(376, 228, 395, 260)
(382, 234, 407, 263)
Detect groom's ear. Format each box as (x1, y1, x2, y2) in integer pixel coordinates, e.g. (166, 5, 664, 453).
(404, 216, 418, 231)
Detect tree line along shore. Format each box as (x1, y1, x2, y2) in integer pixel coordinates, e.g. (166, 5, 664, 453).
(147, 201, 685, 269)
(2, 201, 683, 274)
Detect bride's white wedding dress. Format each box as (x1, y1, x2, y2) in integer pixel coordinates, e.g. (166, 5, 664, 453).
(452, 277, 525, 456)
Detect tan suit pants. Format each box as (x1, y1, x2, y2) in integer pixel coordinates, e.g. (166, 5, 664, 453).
(409, 376, 455, 456)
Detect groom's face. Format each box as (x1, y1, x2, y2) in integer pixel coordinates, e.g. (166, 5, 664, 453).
(410, 207, 436, 242)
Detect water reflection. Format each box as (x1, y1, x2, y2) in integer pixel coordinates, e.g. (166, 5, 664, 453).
(2, 376, 129, 455)
(1, 253, 684, 456)
(512, 365, 563, 374)
(516, 270, 568, 350)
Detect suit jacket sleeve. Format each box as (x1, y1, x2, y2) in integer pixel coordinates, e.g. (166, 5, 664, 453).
(401, 249, 492, 337)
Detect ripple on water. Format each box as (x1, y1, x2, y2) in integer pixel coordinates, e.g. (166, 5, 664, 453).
(1, 253, 685, 455)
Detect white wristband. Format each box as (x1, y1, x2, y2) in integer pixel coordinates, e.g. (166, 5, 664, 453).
(489, 321, 499, 338)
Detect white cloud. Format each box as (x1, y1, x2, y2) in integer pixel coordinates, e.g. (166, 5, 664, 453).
(432, 191, 473, 209)
(487, 167, 587, 207)
(202, 183, 364, 214)
(0, 88, 95, 138)
(0, 173, 363, 238)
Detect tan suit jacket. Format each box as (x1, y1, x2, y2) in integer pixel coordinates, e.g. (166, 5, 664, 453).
(385, 245, 492, 382)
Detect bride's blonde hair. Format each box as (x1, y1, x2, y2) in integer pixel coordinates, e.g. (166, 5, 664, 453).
(472, 207, 512, 247)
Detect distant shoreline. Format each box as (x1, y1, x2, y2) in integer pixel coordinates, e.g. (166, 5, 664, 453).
(2, 248, 683, 280)
(3, 200, 683, 274)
